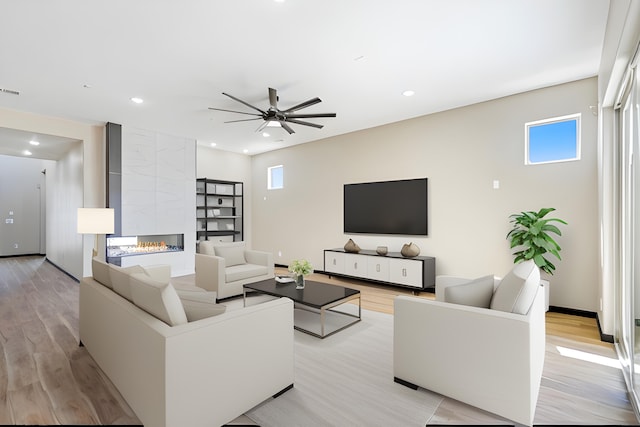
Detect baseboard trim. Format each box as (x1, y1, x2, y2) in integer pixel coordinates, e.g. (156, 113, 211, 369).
(45, 257, 80, 282)
(394, 377, 418, 390)
(548, 306, 614, 343)
(272, 383, 293, 398)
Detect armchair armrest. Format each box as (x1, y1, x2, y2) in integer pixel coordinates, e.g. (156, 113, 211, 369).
(195, 253, 225, 293)
(245, 249, 272, 267)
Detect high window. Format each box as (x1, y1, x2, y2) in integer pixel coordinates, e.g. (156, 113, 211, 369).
(525, 113, 581, 165)
(268, 165, 283, 190)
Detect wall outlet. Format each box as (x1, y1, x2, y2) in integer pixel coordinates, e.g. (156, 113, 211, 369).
(5, 218, 13, 224)
(13, 243, 18, 249)
(278, 251, 282, 257)
(492, 180, 500, 189)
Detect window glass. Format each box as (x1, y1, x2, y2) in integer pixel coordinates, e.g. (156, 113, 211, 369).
(525, 114, 581, 164)
(268, 165, 283, 190)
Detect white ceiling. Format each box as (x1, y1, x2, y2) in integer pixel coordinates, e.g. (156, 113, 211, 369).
(0, 0, 610, 158)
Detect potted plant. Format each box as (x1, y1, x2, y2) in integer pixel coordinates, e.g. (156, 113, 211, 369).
(506, 208, 567, 275)
(289, 259, 313, 289)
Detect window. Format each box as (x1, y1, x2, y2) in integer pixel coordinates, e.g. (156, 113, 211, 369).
(525, 113, 581, 165)
(268, 165, 283, 190)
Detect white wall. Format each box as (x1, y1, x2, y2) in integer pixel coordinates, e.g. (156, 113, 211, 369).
(196, 145, 253, 248)
(0, 155, 53, 256)
(0, 107, 104, 279)
(252, 78, 599, 312)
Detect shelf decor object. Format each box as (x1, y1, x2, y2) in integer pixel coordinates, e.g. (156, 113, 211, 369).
(401, 242, 420, 258)
(344, 238, 361, 253)
(376, 246, 388, 256)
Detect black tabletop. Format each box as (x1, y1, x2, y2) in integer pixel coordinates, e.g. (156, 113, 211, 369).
(244, 279, 360, 309)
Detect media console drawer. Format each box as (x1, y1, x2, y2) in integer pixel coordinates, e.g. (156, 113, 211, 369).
(323, 249, 435, 292)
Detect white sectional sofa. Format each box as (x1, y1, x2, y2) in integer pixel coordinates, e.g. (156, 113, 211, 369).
(80, 258, 294, 427)
(196, 241, 274, 300)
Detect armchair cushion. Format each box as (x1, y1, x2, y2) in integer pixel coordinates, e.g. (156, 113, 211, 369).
(490, 260, 540, 315)
(92, 258, 113, 289)
(182, 299, 226, 322)
(226, 264, 270, 282)
(129, 273, 188, 326)
(214, 244, 247, 267)
(110, 265, 147, 301)
(444, 274, 494, 308)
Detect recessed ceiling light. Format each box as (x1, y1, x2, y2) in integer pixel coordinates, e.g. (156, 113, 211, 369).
(131, 97, 144, 104)
(29, 140, 40, 146)
(274, 0, 285, 3)
(210, 142, 217, 147)
(262, 132, 270, 137)
(243, 149, 249, 154)
(23, 150, 32, 156)
(402, 90, 415, 97)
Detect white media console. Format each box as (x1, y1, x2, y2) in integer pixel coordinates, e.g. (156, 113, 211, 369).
(324, 248, 435, 292)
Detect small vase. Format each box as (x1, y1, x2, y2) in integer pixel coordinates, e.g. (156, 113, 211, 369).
(344, 238, 361, 253)
(401, 242, 420, 257)
(296, 274, 305, 289)
(376, 246, 388, 256)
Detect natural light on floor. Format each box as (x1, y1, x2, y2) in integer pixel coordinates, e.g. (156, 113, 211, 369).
(557, 346, 621, 369)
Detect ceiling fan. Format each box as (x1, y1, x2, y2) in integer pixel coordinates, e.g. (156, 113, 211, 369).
(209, 87, 336, 135)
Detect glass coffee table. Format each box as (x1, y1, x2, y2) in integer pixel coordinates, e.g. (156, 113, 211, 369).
(243, 279, 361, 338)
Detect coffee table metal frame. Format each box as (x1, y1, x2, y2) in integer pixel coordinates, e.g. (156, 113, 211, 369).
(243, 280, 361, 338)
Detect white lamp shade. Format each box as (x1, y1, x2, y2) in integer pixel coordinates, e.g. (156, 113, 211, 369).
(77, 208, 115, 234)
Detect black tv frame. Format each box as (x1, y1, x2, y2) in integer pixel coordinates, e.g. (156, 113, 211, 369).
(343, 178, 428, 236)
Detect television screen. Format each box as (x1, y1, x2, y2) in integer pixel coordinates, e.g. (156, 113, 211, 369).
(344, 178, 428, 235)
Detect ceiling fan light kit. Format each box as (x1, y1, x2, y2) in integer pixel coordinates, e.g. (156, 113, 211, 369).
(209, 87, 336, 135)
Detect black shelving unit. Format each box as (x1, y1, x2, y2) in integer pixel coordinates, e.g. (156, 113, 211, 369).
(196, 178, 243, 245)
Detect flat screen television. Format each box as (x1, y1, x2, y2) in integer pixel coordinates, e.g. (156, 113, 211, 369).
(344, 178, 428, 235)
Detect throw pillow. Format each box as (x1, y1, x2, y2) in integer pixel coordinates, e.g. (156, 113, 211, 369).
(490, 260, 541, 315)
(443, 275, 495, 308)
(129, 273, 188, 326)
(109, 265, 146, 301)
(91, 258, 113, 289)
(199, 240, 215, 255)
(214, 245, 247, 267)
(181, 299, 226, 322)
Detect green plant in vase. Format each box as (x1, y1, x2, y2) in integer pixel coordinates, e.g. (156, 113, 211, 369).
(506, 208, 567, 275)
(289, 259, 313, 289)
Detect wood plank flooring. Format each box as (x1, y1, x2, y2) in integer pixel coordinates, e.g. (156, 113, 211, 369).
(0, 257, 637, 425)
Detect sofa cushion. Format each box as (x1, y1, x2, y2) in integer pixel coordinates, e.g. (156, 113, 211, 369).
(129, 273, 188, 326)
(110, 265, 147, 301)
(175, 287, 218, 303)
(444, 275, 494, 308)
(92, 258, 113, 289)
(226, 264, 269, 283)
(198, 240, 216, 255)
(490, 260, 541, 314)
(215, 245, 247, 267)
(182, 299, 226, 322)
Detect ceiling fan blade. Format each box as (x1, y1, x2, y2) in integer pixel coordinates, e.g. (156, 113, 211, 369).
(282, 97, 322, 113)
(224, 118, 262, 123)
(284, 113, 336, 119)
(280, 121, 295, 134)
(208, 107, 262, 117)
(222, 92, 267, 115)
(285, 118, 324, 129)
(255, 121, 270, 133)
(268, 88, 278, 109)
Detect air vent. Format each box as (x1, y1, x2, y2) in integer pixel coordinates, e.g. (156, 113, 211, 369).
(0, 88, 20, 96)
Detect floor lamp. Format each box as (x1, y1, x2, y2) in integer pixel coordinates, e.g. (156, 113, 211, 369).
(77, 208, 115, 258)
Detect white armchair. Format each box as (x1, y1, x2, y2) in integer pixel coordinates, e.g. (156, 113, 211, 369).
(393, 260, 545, 426)
(195, 241, 274, 301)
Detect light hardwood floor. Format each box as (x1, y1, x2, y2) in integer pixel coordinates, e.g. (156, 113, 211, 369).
(0, 256, 637, 425)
